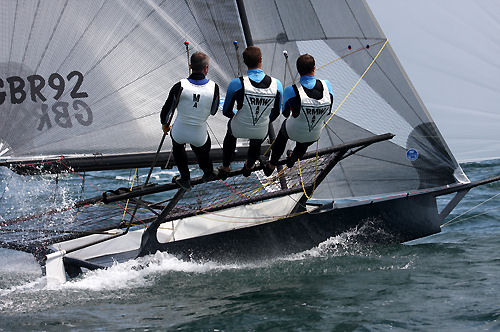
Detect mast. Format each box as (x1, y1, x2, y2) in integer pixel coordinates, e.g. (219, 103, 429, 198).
(236, 0, 254, 47)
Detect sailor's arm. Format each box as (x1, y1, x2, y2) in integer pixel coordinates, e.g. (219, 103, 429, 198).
(222, 78, 243, 118)
(282, 85, 300, 118)
(160, 82, 182, 132)
(210, 83, 220, 115)
(269, 79, 284, 122)
(325, 80, 334, 113)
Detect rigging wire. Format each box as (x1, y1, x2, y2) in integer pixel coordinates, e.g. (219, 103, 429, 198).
(298, 141, 319, 199)
(122, 168, 138, 221)
(441, 191, 500, 228)
(263, 40, 387, 157)
(322, 39, 389, 129)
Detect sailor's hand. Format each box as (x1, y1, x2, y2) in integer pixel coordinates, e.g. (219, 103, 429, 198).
(162, 124, 171, 134)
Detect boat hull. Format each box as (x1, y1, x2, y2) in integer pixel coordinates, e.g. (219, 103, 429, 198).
(136, 192, 440, 262)
(68, 191, 440, 274)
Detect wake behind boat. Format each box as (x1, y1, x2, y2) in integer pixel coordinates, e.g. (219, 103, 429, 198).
(0, 0, 498, 283)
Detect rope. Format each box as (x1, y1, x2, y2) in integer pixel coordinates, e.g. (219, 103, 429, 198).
(441, 191, 500, 228)
(51, 158, 147, 226)
(322, 39, 388, 129)
(207, 122, 223, 150)
(316, 40, 385, 71)
(122, 168, 138, 221)
(264, 40, 387, 157)
(298, 141, 319, 199)
(195, 208, 310, 224)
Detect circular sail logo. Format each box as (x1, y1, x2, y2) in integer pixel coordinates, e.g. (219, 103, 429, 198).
(406, 148, 419, 161)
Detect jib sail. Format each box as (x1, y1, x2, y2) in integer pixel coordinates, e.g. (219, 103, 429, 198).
(239, 0, 469, 199)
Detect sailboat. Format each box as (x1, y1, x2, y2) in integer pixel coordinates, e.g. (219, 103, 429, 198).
(0, 0, 498, 283)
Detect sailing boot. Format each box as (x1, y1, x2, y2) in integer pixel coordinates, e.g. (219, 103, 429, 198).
(241, 161, 253, 177)
(217, 165, 231, 180)
(172, 175, 192, 191)
(286, 150, 296, 168)
(202, 168, 219, 182)
(262, 161, 276, 177)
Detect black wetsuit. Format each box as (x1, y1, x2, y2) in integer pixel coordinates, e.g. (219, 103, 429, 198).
(161, 73, 220, 179)
(270, 79, 333, 165)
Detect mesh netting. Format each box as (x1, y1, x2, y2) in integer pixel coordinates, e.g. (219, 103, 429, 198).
(0, 153, 331, 252)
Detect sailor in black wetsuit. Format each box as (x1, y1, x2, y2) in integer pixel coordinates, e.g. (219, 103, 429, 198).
(263, 54, 334, 176)
(160, 52, 220, 190)
(218, 46, 283, 178)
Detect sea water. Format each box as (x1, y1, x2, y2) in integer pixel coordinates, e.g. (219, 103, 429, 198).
(0, 160, 498, 331)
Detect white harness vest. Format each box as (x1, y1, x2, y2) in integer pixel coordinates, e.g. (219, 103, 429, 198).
(230, 76, 278, 139)
(286, 80, 331, 143)
(171, 78, 216, 147)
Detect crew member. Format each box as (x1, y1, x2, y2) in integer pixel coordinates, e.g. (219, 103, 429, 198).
(219, 46, 283, 178)
(263, 54, 333, 176)
(161, 51, 219, 190)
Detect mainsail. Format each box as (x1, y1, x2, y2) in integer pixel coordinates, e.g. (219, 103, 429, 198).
(1, 1, 467, 202)
(0, 0, 243, 158)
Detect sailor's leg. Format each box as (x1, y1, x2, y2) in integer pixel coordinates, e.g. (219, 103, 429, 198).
(172, 138, 190, 179)
(191, 134, 214, 175)
(247, 138, 263, 168)
(269, 121, 289, 166)
(290, 140, 315, 164)
(222, 120, 236, 168)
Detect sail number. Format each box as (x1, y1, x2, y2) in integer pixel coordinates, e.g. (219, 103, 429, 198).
(0, 71, 92, 130)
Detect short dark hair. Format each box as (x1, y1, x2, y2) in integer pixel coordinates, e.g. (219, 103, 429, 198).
(242, 46, 262, 68)
(296, 54, 315, 76)
(191, 52, 209, 72)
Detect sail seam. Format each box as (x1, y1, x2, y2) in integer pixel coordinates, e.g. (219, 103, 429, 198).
(345, 0, 366, 39)
(205, 1, 239, 76)
(34, 0, 69, 73)
(253, 37, 385, 45)
(84, 0, 168, 77)
(7, 0, 19, 74)
(308, 0, 327, 39)
(273, 1, 287, 42)
(371, 59, 427, 125)
(324, 125, 355, 197)
(184, 0, 237, 76)
(55, 0, 109, 74)
(20, 0, 41, 66)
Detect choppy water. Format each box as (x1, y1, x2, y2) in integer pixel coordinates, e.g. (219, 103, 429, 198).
(0, 160, 499, 331)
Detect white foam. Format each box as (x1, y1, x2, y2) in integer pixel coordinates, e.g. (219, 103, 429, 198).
(283, 227, 364, 261)
(60, 251, 258, 291)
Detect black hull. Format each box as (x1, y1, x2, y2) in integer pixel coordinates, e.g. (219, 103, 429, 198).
(135, 192, 440, 263)
(60, 173, 500, 276)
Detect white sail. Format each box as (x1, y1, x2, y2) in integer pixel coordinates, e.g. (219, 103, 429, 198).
(0, 0, 243, 157)
(0, 0, 469, 200)
(366, 0, 500, 162)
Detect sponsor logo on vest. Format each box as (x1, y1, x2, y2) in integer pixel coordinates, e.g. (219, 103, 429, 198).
(303, 105, 330, 131)
(192, 93, 200, 108)
(244, 93, 275, 126)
